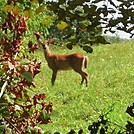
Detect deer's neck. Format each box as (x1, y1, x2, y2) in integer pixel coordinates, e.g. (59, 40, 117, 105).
(44, 48, 52, 60)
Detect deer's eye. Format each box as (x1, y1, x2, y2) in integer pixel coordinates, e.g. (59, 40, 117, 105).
(42, 45, 46, 49)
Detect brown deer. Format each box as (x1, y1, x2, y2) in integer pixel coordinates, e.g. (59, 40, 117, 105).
(34, 32, 88, 86)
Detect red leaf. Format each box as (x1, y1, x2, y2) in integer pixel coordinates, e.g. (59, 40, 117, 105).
(33, 94, 40, 105)
(15, 15, 28, 36)
(48, 37, 54, 44)
(28, 41, 40, 53)
(28, 41, 33, 48)
(35, 110, 42, 120)
(5, 13, 16, 31)
(21, 79, 36, 87)
(29, 119, 36, 127)
(40, 93, 46, 100)
(1, 23, 7, 33)
(1, 53, 10, 61)
(34, 32, 43, 40)
(10, 88, 23, 99)
(24, 105, 33, 110)
(41, 102, 46, 110)
(33, 94, 46, 106)
(26, 96, 31, 103)
(28, 60, 41, 77)
(45, 102, 53, 113)
(23, 54, 29, 59)
(21, 110, 30, 118)
(9, 105, 15, 112)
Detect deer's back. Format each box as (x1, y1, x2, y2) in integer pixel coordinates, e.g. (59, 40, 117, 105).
(46, 53, 86, 71)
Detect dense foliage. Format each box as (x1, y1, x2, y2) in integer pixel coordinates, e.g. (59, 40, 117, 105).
(0, 11, 53, 134)
(0, 0, 133, 133)
(67, 103, 134, 133)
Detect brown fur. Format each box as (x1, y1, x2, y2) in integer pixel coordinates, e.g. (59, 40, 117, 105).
(38, 39, 88, 86)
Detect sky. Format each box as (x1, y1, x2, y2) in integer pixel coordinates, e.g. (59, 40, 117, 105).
(83, 0, 133, 39)
(99, 0, 134, 39)
(104, 30, 133, 39)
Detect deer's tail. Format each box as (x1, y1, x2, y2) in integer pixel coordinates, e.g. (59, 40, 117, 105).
(84, 56, 88, 68)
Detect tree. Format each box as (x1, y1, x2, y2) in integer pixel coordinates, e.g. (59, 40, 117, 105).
(0, 1, 53, 133)
(45, 0, 134, 51)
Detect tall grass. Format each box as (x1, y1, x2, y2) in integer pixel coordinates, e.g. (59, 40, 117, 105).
(31, 40, 134, 133)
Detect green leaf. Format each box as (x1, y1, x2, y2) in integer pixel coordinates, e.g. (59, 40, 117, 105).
(80, 38, 91, 44)
(35, 5, 45, 14)
(83, 45, 93, 53)
(59, 0, 66, 5)
(90, 36, 110, 44)
(0, 125, 11, 133)
(97, 36, 110, 44)
(0, 69, 4, 75)
(0, 109, 10, 117)
(66, 43, 73, 50)
(38, 0, 44, 4)
(22, 72, 33, 82)
(57, 21, 68, 30)
(42, 110, 50, 121)
(44, 131, 52, 134)
(3, 94, 13, 103)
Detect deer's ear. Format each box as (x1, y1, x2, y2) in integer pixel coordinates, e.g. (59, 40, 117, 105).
(48, 37, 54, 44)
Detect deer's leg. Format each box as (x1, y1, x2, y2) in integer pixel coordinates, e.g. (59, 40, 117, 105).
(73, 68, 88, 86)
(80, 71, 88, 87)
(51, 70, 57, 86)
(81, 76, 84, 85)
(84, 72, 88, 87)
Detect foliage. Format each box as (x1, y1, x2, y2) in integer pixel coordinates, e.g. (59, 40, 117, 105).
(67, 103, 134, 133)
(0, 2, 53, 134)
(0, 0, 134, 133)
(1, 0, 133, 51)
(87, 103, 134, 134)
(46, 0, 134, 51)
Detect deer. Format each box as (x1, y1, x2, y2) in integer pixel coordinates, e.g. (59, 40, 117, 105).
(34, 32, 88, 87)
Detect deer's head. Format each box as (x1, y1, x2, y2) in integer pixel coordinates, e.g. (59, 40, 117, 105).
(34, 32, 54, 51)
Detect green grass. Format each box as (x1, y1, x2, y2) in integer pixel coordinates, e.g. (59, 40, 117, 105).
(30, 41, 134, 133)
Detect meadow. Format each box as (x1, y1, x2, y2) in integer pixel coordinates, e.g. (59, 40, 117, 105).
(30, 40, 134, 133)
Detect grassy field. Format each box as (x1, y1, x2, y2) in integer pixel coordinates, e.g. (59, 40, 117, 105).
(30, 40, 134, 133)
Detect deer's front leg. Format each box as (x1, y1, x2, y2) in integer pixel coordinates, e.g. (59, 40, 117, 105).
(51, 70, 57, 86)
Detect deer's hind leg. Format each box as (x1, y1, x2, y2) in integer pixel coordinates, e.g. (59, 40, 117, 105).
(81, 71, 88, 86)
(73, 67, 88, 87)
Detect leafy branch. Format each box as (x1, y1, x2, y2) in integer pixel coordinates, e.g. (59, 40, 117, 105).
(0, 2, 53, 134)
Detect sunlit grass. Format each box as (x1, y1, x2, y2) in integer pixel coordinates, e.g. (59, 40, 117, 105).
(31, 40, 134, 133)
